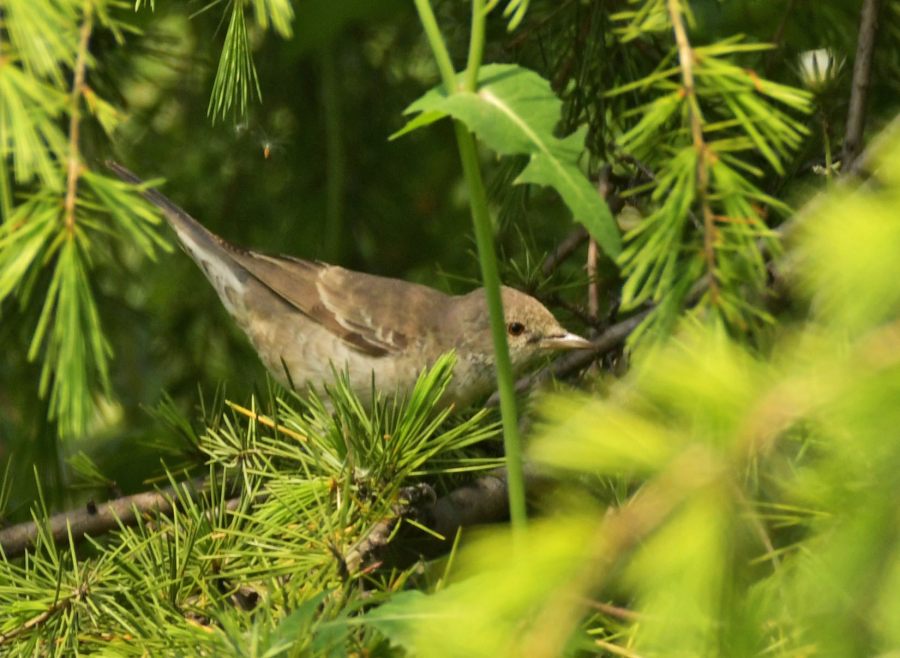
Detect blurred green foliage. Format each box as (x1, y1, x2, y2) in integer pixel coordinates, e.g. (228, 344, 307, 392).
(1, 0, 899, 654)
(369, 125, 900, 657)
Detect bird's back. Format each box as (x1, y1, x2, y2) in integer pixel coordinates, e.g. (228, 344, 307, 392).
(107, 162, 456, 399)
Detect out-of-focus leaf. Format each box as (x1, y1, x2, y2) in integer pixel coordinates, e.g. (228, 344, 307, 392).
(367, 517, 597, 658)
(532, 395, 678, 475)
(249, 0, 294, 38)
(625, 493, 731, 655)
(795, 126, 900, 333)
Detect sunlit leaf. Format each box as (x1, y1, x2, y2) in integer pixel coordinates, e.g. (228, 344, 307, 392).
(396, 64, 622, 258)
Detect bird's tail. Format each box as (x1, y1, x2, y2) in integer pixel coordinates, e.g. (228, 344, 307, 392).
(106, 161, 249, 315)
(106, 161, 219, 250)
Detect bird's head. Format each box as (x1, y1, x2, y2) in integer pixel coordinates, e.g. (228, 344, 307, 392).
(453, 287, 593, 371)
(498, 287, 593, 367)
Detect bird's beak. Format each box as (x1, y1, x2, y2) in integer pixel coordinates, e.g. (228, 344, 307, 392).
(540, 332, 594, 351)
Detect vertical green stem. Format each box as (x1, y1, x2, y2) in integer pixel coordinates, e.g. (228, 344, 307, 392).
(0, 156, 11, 223)
(413, 0, 458, 92)
(413, 0, 527, 533)
(464, 0, 487, 92)
(453, 125, 527, 532)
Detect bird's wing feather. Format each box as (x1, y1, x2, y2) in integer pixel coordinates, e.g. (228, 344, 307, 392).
(106, 161, 440, 358)
(227, 252, 439, 357)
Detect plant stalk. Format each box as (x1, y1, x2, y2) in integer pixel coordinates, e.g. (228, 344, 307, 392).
(412, 0, 527, 532)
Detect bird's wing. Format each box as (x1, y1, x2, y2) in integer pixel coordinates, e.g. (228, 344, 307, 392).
(106, 162, 438, 358)
(227, 251, 441, 357)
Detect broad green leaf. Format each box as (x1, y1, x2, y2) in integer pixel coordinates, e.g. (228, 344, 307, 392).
(396, 64, 622, 258)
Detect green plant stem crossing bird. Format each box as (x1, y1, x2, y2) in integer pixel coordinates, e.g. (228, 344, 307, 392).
(108, 162, 593, 408)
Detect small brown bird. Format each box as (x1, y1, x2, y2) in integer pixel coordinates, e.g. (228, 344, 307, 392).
(108, 162, 593, 408)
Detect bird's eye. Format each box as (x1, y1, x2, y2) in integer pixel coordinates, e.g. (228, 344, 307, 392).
(507, 321, 525, 337)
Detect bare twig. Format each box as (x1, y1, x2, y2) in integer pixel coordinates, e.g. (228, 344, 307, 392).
(0, 478, 207, 559)
(583, 598, 643, 621)
(586, 239, 599, 320)
(226, 400, 308, 443)
(63, 0, 94, 233)
(344, 516, 398, 575)
(843, 0, 882, 174)
(541, 226, 589, 276)
(587, 167, 611, 321)
(344, 483, 436, 573)
(763, 0, 798, 76)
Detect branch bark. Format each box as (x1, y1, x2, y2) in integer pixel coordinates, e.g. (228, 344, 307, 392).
(0, 478, 207, 559)
(541, 226, 589, 277)
(63, 0, 93, 234)
(843, 0, 881, 175)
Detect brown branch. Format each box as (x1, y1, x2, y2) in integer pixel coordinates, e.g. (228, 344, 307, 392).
(0, 478, 207, 559)
(586, 239, 599, 320)
(587, 167, 611, 322)
(763, 0, 798, 77)
(582, 598, 643, 622)
(426, 470, 513, 539)
(63, 0, 94, 233)
(668, 0, 719, 304)
(541, 226, 589, 277)
(842, 0, 882, 174)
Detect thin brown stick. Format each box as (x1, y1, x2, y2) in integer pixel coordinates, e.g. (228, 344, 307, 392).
(344, 517, 397, 575)
(763, 0, 798, 76)
(225, 400, 308, 443)
(586, 239, 599, 320)
(541, 226, 589, 276)
(583, 599, 643, 622)
(668, 0, 719, 303)
(0, 478, 206, 559)
(587, 167, 611, 321)
(842, 0, 881, 174)
(63, 0, 94, 233)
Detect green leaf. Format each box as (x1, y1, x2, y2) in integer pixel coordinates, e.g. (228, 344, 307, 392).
(397, 64, 622, 258)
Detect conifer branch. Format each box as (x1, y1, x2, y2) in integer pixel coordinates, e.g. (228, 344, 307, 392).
(63, 0, 94, 234)
(667, 0, 719, 303)
(0, 582, 89, 645)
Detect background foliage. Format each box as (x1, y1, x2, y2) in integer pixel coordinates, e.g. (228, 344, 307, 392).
(1, 0, 899, 655)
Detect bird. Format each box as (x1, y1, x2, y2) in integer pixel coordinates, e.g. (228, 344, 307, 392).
(107, 162, 594, 409)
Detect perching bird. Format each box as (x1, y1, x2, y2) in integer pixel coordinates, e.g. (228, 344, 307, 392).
(108, 162, 593, 408)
